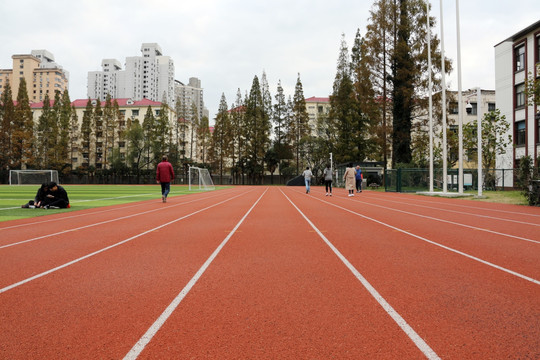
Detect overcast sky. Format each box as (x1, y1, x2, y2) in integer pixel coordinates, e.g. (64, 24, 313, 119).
(1, 0, 539, 121)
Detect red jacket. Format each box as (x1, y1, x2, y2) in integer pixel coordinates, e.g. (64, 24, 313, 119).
(156, 161, 175, 183)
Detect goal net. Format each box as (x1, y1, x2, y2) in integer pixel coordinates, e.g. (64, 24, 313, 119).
(9, 170, 59, 185)
(188, 166, 215, 191)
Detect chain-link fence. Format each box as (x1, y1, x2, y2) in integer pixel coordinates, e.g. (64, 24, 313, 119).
(384, 168, 517, 193)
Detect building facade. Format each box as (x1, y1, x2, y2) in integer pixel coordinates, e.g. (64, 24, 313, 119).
(495, 20, 540, 178)
(0, 49, 69, 103)
(174, 77, 205, 122)
(305, 96, 330, 134)
(88, 43, 176, 108)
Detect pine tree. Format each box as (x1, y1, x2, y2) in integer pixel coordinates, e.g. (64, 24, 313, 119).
(0, 83, 11, 171)
(245, 75, 271, 183)
(142, 105, 156, 169)
(212, 93, 231, 183)
(80, 98, 94, 168)
(69, 105, 79, 171)
(391, 0, 415, 166)
(291, 74, 310, 173)
(328, 35, 363, 164)
(189, 102, 199, 161)
(273, 80, 290, 180)
(198, 115, 211, 164)
(58, 90, 72, 170)
(50, 91, 62, 168)
(12, 78, 34, 169)
(93, 98, 103, 168)
(351, 29, 378, 158)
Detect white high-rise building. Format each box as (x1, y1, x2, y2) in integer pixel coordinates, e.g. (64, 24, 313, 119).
(87, 43, 176, 107)
(175, 77, 204, 121)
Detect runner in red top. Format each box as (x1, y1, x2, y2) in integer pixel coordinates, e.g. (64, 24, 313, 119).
(156, 155, 175, 203)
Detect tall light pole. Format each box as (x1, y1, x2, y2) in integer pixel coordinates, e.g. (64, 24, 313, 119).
(456, 0, 464, 194)
(440, 0, 448, 193)
(427, 1, 434, 193)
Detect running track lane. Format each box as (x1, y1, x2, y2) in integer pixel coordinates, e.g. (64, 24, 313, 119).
(125, 186, 436, 359)
(0, 187, 262, 358)
(0, 188, 248, 289)
(1, 186, 539, 358)
(283, 187, 540, 358)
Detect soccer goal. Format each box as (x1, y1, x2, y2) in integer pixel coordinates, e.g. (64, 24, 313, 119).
(188, 166, 215, 191)
(9, 170, 59, 185)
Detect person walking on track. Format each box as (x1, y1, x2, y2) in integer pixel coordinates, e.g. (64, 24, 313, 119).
(355, 165, 363, 193)
(302, 166, 313, 194)
(343, 163, 356, 197)
(156, 155, 175, 203)
(323, 163, 333, 196)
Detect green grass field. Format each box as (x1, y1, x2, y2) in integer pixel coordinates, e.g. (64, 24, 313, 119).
(0, 185, 227, 222)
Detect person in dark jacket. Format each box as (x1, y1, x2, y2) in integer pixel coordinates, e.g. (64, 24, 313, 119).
(21, 183, 49, 208)
(42, 182, 70, 209)
(156, 155, 175, 203)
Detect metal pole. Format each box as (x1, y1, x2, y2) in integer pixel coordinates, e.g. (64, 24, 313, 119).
(477, 87, 483, 197)
(440, 0, 448, 193)
(427, 1, 434, 193)
(456, 0, 464, 194)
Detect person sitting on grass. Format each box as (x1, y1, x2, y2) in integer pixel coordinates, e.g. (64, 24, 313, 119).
(21, 183, 49, 208)
(42, 182, 70, 209)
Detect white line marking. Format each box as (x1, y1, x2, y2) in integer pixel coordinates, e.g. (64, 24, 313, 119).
(365, 191, 540, 218)
(297, 189, 540, 286)
(280, 189, 441, 360)
(0, 190, 232, 231)
(368, 196, 540, 227)
(123, 188, 268, 360)
(0, 191, 239, 247)
(0, 191, 248, 295)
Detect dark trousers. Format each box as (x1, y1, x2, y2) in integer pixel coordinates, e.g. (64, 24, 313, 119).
(161, 182, 171, 197)
(44, 198, 69, 208)
(356, 178, 362, 192)
(325, 180, 332, 193)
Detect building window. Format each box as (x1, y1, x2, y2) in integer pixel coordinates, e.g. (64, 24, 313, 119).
(488, 102, 496, 112)
(132, 109, 139, 116)
(515, 44, 525, 72)
(516, 120, 526, 146)
(516, 84, 525, 108)
(449, 102, 459, 114)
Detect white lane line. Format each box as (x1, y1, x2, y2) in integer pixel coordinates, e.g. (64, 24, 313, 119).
(0, 190, 249, 295)
(0, 191, 241, 248)
(280, 189, 441, 360)
(123, 188, 268, 360)
(0, 190, 235, 231)
(367, 196, 540, 227)
(364, 192, 540, 218)
(297, 190, 540, 286)
(320, 191, 539, 245)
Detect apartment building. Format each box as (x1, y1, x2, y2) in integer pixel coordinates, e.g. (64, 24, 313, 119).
(88, 43, 176, 108)
(0, 49, 69, 103)
(30, 98, 180, 170)
(495, 20, 540, 178)
(305, 96, 330, 134)
(175, 77, 205, 122)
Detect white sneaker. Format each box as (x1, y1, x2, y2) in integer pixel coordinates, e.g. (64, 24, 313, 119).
(330, 193, 332, 196)
(326, 193, 328, 196)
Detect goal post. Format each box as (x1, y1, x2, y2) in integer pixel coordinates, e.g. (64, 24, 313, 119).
(9, 170, 59, 185)
(188, 166, 215, 191)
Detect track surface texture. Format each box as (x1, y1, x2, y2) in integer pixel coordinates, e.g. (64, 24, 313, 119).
(1, 186, 539, 359)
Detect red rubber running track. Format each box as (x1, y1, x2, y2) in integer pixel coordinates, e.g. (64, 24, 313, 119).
(1, 186, 539, 359)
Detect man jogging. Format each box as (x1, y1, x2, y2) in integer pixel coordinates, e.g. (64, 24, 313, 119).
(156, 155, 175, 203)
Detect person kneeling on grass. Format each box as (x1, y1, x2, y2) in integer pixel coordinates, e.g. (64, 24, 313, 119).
(42, 182, 70, 209)
(21, 183, 49, 208)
